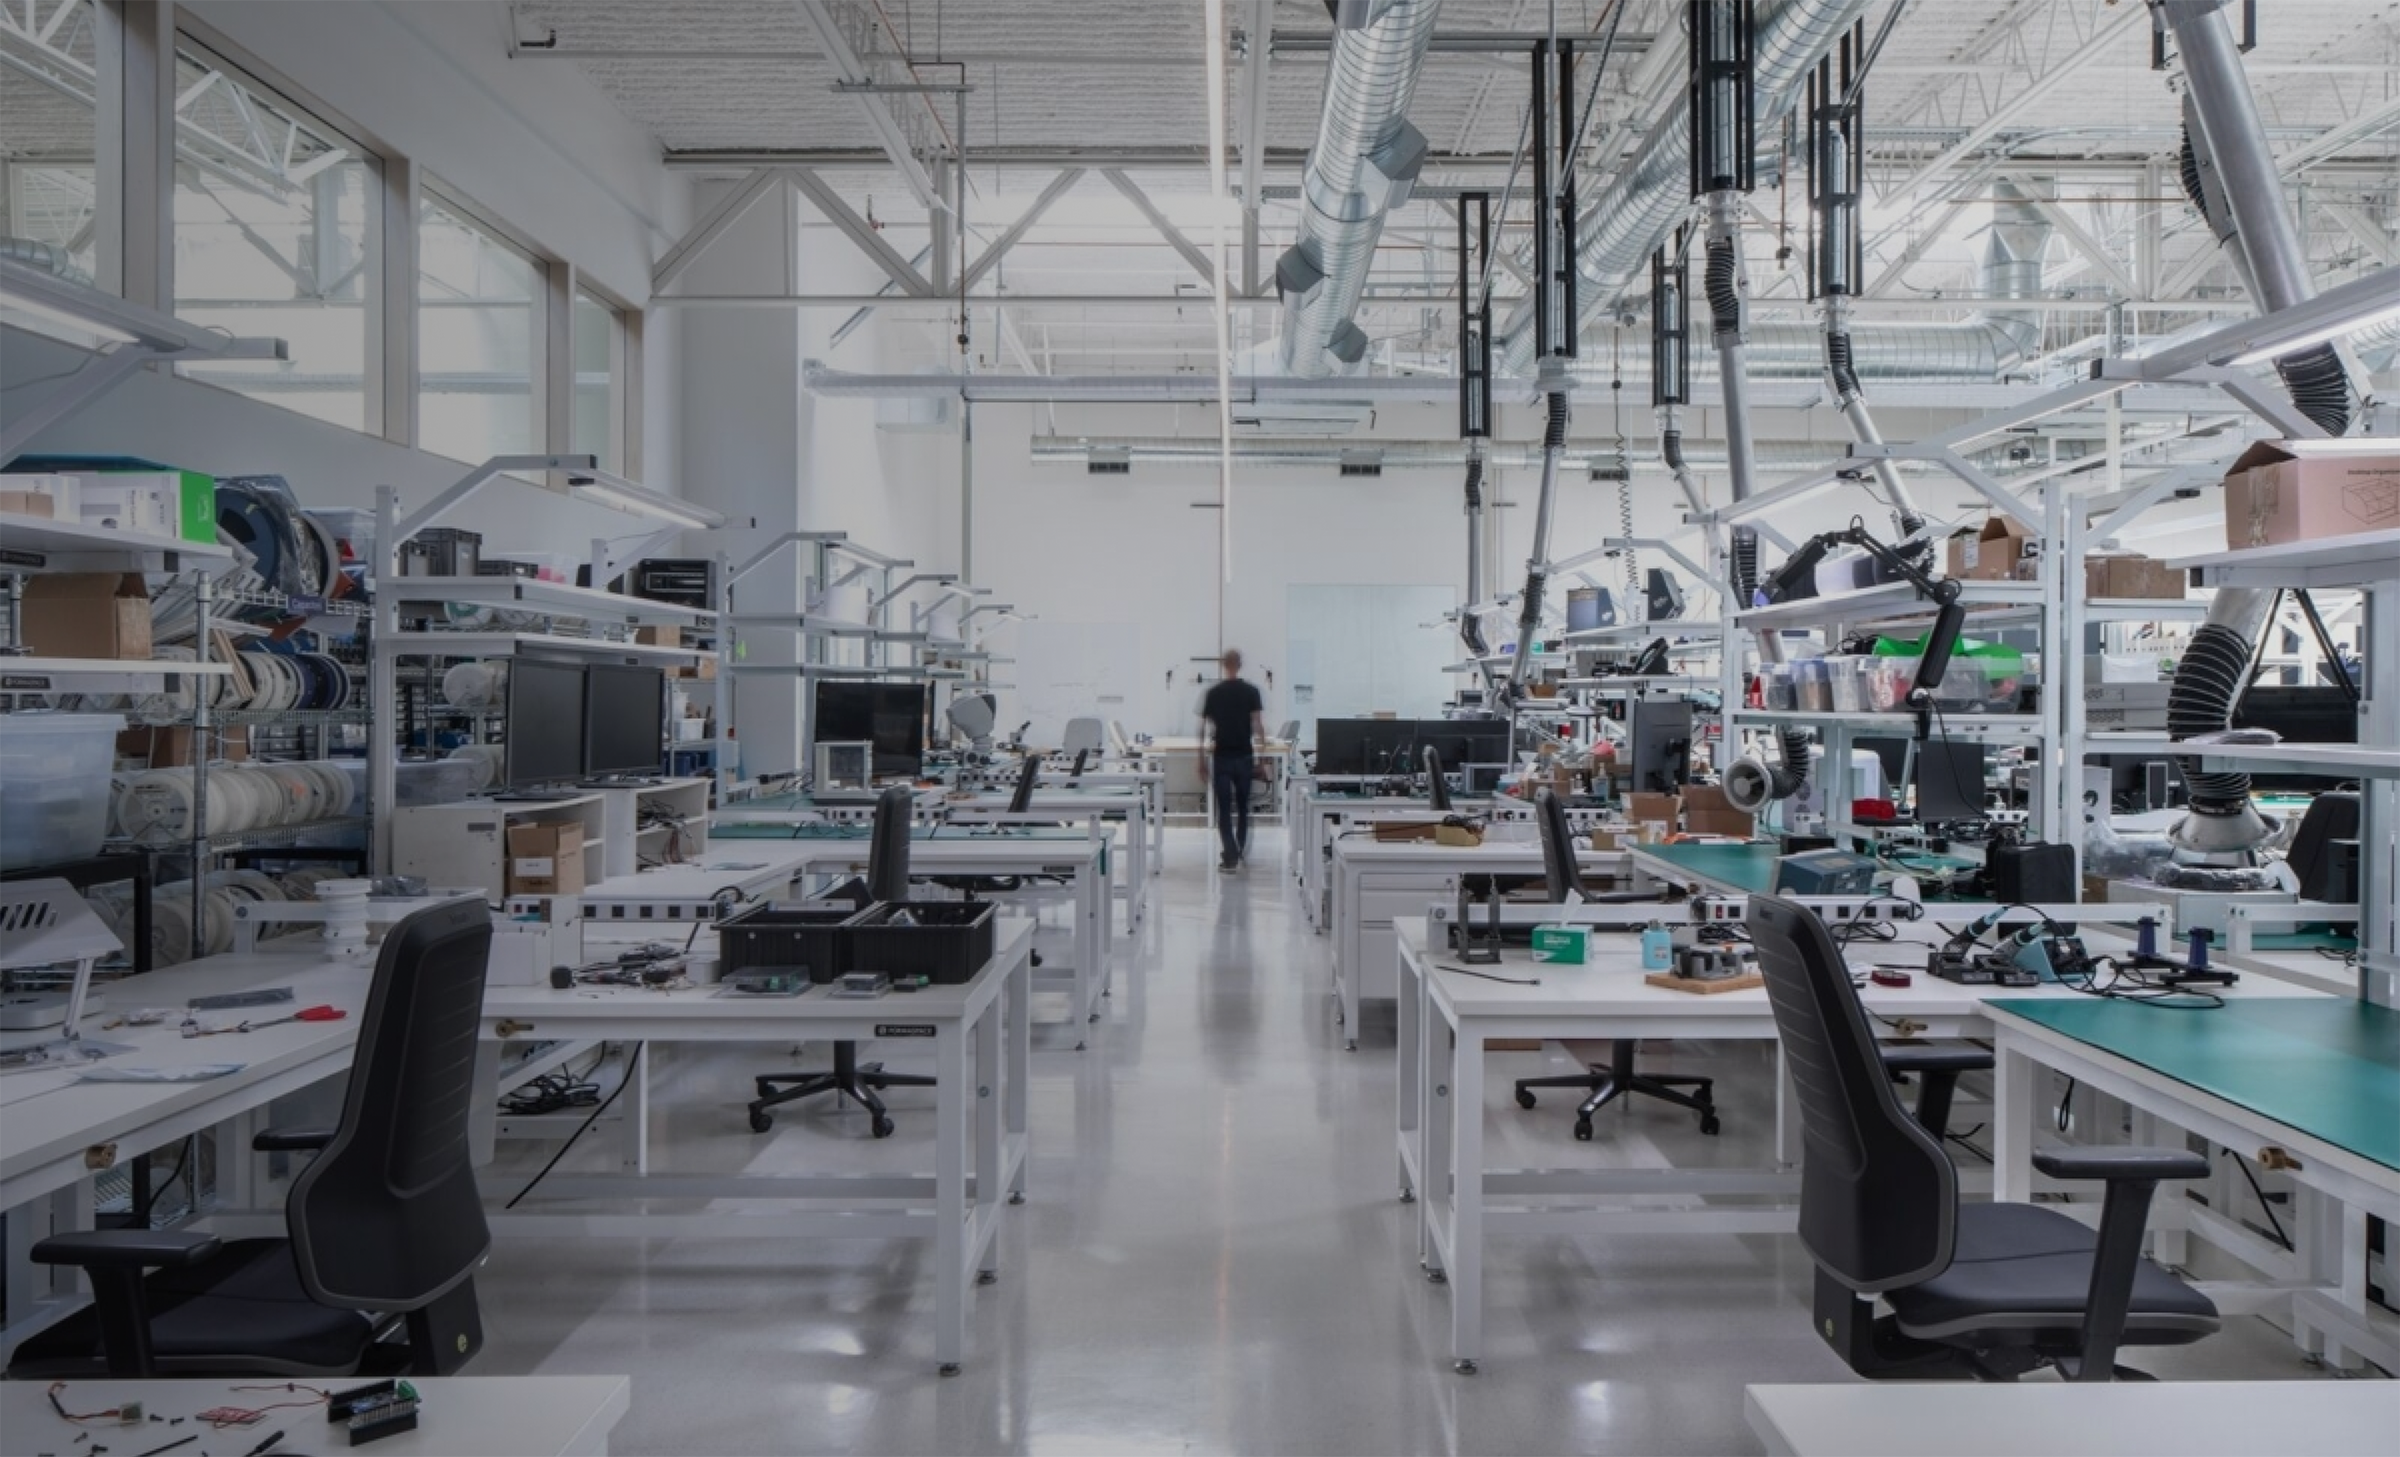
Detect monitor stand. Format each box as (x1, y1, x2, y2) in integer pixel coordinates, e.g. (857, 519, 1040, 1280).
(490, 788, 582, 803)
(580, 775, 663, 788)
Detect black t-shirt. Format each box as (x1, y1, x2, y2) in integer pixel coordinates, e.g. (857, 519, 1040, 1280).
(1201, 678, 1263, 758)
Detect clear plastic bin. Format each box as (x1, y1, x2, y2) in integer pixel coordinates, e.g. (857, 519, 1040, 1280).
(1, 712, 124, 870)
(1795, 659, 1834, 712)
(1870, 656, 2030, 712)
(1761, 664, 1798, 711)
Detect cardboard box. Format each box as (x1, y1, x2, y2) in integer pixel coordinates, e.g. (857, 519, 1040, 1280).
(2221, 440, 2400, 549)
(635, 625, 690, 647)
(0, 473, 79, 519)
(2084, 554, 2185, 601)
(505, 822, 586, 897)
(1679, 783, 1755, 839)
(673, 657, 717, 681)
(1947, 515, 2037, 581)
(117, 725, 248, 766)
(0, 491, 55, 518)
(1626, 792, 1679, 833)
(20, 573, 152, 659)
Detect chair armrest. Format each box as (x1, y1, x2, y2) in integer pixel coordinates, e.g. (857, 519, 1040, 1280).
(252, 1127, 335, 1153)
(1877, 1045, 1994, 1076)
(2033, 1146, 2209, 1183)
(31, 1230, 222, 1270)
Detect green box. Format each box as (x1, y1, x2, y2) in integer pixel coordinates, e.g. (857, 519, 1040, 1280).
(1530, 926, 1589, 965)
(173, 469, 215, 544)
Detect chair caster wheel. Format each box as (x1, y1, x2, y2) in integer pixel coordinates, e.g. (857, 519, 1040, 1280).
(1075, 1041, 1087, 1052)
(1515, 1089, 1537, 1110)
(1700, 1114, 1721, 1136)
(977, 1270, 997, 1286)
(871, 1115, 896, 1139)
(1573, 1119, 1594, 1142)
(1426, 1269, 1447, 1285)
(1344, 1040, 1358, 1052)
(1031, 950, 1043, 967)
(748, 1110, 773, 1134)
(1399, 1188, 1415, 1203)
(939, 1363, 962, 1378)
(1008, 1191, 1026, 1205)
(1454, 1359, 1478, 1375)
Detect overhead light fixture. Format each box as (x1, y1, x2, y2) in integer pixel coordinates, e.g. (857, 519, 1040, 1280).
(2275, 436, 2400, 456)
(2227, 299, 2400, 367)
(1, 256, 286, 358)
(566, 470, 725, 531)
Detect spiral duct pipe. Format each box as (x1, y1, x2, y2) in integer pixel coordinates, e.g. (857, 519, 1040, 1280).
(1276, 0, 1444, 377)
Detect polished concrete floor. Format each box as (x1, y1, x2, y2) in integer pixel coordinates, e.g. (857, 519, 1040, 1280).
(476, 826, 2340, 1455)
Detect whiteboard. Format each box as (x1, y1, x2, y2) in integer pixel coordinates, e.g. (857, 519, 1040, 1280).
(1287, 584, 1459, 748)
(1014, 620, 1140, 747)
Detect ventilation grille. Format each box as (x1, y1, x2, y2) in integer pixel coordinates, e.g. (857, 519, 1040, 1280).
(1338, 461, 1383, 478)
(0, 901, 59, 937)
(1087, 459, 1131, 476)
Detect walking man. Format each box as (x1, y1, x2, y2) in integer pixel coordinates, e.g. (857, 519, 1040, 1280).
(1199, 649, 1265, 872)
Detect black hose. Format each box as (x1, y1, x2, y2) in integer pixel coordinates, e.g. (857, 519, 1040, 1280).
(1705, 235, 1741, 343)
(2178, 130, 2207, 215)
(2167, 621, 2257, 818)
(1827, 330, 1862, 400)
(1460, 457, 1489, 655)
(2272, 343, 2353, 437)
(1730, 526, 1760, 605)
(1662, 429, 1687, 471)
(1543, 390, 1570, 450)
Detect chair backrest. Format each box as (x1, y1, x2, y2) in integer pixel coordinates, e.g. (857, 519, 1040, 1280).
(868, 784, 915, 900)
(1536, 788, 1585, 903)
(2287, 791, 2360, 902)
(1745, 893, 1957, 1294)
(1277, 719, 1300, 744)
(1006, 754, 1041, 815)
(1062, 717, 1106, 755)
(287, 898, 492, 1312)
(1423, 744, 1453, 813)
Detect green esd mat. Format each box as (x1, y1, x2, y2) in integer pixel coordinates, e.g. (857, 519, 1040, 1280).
(1990, 997, 2400, 1172)
(1639, 841, 1781, 893)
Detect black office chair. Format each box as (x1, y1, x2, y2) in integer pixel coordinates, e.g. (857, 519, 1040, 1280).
(1423, 744, 1453, 813)
(749, 787, 935, 1139)
(1512, 789, 1718, 1140)
(2286, 791, 2360, 903)
(12, 900, 494, 1378)
(1746, 893, 2218, 1381)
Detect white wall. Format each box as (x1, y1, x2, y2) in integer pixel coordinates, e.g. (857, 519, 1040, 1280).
(677, 183, 958, 775)
(9, 0, 690, 552)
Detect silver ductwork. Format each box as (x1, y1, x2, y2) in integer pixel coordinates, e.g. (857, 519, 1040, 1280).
(1497, 0, 1866, 374)
(1276, 0, 1442, 377)
(805, 361, 1449, 402)
(1026, 434, 1951, 473)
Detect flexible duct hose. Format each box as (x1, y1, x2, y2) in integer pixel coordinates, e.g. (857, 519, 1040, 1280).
(1460, 457, 1490, 656)
(1730, 528, 1760, 605)
(1506, 392, 1574, 686)
(2273, 343, 2353, 437)
(1705, 237, 1742, 343)
(1827, 329, 1862, 398)
(2165, 586, 2277, 854)
(2177, 131, 2208, 215)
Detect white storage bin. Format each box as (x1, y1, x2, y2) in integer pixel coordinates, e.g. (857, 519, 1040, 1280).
(1, 712, 125, 870)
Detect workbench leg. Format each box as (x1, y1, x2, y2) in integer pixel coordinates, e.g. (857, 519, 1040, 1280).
(935, 1021, 970, 1375)
(1448, 1033, 1486, 1372)
(469, 1039, 503, 1166)
(625, 1044, 650, 1176)
(2132, 1108, 2186, 1268)
(1423, 1025, 1455, 1280)
(1397, 953, 1420, 1202)
(974, 990, 1003, 1281)
(1993, 1042, 2037, 1205)
(1006, 953, 1030, 1203)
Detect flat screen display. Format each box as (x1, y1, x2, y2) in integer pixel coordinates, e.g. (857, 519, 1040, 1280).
(505, 658, 587, 787)
(814, 682, 928, 779)
(585, 665, 666, 777)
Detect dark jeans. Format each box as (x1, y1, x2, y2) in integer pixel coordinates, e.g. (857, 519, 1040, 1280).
(1211, 754, 1254, 864)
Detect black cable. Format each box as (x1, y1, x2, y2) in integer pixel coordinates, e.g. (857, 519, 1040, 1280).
(2056, 1077, 2077, 1133)
(1436, 964, 1542, 985)
(506, 1043, 644, 1210)
(2233, 1152, 2295, 1253)
(134, 1138, 195, 1224)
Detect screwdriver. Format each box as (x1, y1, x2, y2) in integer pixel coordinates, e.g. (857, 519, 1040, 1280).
(185, 1005, 346, 1036)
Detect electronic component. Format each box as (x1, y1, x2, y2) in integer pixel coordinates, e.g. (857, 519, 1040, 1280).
(833, 971, 892, 998)
(188, 986, 295, 1011)
(1925, 949, 2041, 987)
(630, 557, 716, 608)
(1774, 849, 1880, 897)
(1868, 966, 1912, 988)
(724, 969, 808, 995)
(328, 1378, 420, 1447)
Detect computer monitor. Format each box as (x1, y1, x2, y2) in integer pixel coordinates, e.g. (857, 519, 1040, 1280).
(1913, 737, 1988, 823)
(584, 665, 666, 777)
(1626, 700, 1693, 793)
(1313, 719, 1377, 776)
(814, 681, 929, 779)
(1855, 737, 1911, 795)
(1414, 719, 1511, 774)
(504, 658, 587, 788)
(2234, 685, 2357, 790)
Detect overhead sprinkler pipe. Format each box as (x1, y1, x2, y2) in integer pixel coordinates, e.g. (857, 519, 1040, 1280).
(1809, 25, 1925, 540)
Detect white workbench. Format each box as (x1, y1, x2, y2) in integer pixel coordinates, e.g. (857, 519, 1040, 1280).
(0, 1375, 633, 1456)
(1393, 918, 2318, 1371)
(0, 944, 369, 1350)
(943, 785, 1152, 930)
(1327, 835, 1626, 1050)
(476, 921, 1035, 1375)
(1743, 1379, 2400, 1457)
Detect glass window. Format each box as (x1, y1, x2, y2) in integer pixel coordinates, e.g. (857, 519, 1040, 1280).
(170, 39, 377, 432)
(1, 1, 102, 282)
(571, 288, 621, 474)
(418, 187, 543, 464)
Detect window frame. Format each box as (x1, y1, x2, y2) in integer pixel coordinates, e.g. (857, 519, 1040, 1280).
(415, 176, 551, 468)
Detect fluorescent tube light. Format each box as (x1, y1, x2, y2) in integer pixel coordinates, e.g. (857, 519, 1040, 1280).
(567, 470, 725, 531)
(2228, 299, 2400, 366)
